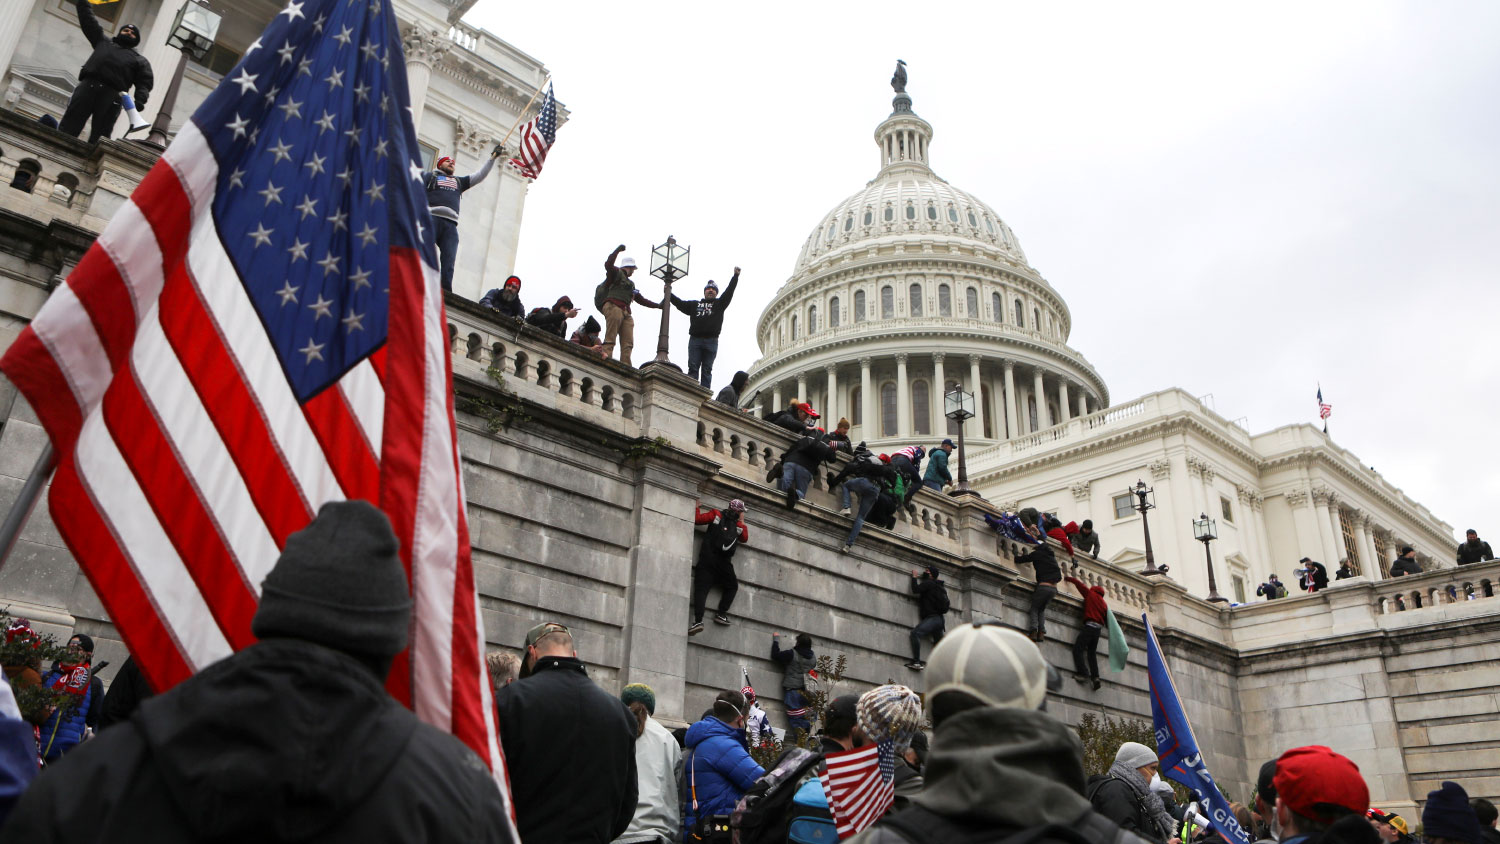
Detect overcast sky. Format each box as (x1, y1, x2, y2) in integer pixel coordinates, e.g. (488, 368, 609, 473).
(467, 2, 1500, 543)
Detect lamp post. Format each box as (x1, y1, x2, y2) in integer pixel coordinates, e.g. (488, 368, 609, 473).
(648, 235, 689, 368)
(143, 0, 222, 149)
(943, 386, 977, 496)
(1132, 480, 1163, 576)
(1193, 512, 1228, 603)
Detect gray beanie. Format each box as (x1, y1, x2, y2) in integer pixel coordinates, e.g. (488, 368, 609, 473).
(252, 500, 412, 659)
(1115, 741, 1159, 770)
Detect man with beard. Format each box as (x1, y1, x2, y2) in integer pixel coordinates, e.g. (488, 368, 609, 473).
(58, 0, 153, 144)
(479, 275, 526, 319)
(1457, 529, 1495, 565)
(426, 149, 501, 292)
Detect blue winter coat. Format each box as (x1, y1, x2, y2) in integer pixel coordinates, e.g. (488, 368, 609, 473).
(683, 716, 764, 832)
(39, 669, 91, 761)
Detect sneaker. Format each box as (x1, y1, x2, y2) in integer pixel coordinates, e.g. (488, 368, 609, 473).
(688, 621, 704, 636)
(713, 613, 732, 626)
(765, 461, 783, 483)
(839, 507, 852, 517)
(1091, 678, 1102, 692)
(904, 661, 925, 671)
(839, 544, 852, 554)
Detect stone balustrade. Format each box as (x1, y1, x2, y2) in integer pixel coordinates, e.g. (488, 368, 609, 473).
(1376, 560, 1499, 614)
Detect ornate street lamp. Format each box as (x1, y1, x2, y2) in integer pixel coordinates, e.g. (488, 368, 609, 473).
(143, 0, 223, 149)
(1193, 512, 1228, 603)
(1133, 480, 1164, 576)
(943, 386, 976, 496)
(648, 235, 689, 368)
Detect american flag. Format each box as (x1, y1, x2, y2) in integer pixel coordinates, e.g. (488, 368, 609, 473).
(508, 83, 557, 179)
(0, 0, 516, 836)
(1317, 387, 1332, 420)
(741, 665, 755, 699)
(819, 740, 897, 839)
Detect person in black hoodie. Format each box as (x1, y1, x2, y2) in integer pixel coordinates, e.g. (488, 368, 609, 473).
(715, 371, 750, 408)
(1389, 547, 1421, 577)
(496, 621, 638, 844)
(779, 427, 838, 510)
(97, 655, 152, 730)
(526, 295, 579, 339)
(1016, 524, 1063, 643)
(688, 500, 750, 635)
(2, 501, 511, 842)
(669, 267, 740, 390)
(58, 0, 153, 144)
(905, 565, 949, 670)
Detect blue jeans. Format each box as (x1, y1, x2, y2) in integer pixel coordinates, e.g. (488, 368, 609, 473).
(687, 337, 718, 389)
(784, 688, 811, 733)
(923, 479, 943, 492)
(910, 614, 945, 661)
(779, 463, 812, 500)
(843, 478, 879, 546)
(433, 216, 459, 292)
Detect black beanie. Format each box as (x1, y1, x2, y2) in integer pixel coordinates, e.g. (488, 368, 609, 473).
(252, 501, 412, 660)
(69, 633, 94, 654)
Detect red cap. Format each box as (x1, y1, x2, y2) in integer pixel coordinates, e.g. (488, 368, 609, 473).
(1273, 746, 1369, 823)
(797, 402, 820, 419)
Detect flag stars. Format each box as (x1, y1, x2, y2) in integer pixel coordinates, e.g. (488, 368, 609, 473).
(258, 181, 284, 206)
(231, 68, 258, 95)
(228, 167, 246, 189)
(359, 41, 380, 62)
(247, 223, 273, 248)
(286, 238, 310, 262)
(304, 152, 326, 176)
(408, 161, 424, 182)
(333, 26, 353, 47)
(353, 81, 370, 103)
(311, 12, 326, 32)
(276, 98, 302, 120)
(276, 40, 296, 64)
(343, 122, 361, 145)
(317, 253, 342, 276)
(327, 209, 349, 231)
(295, 195, 318, 220)
(307, 294, 334, 319)
(363, 181, 384, 202)
(315, 110, 337, 134)
(269, 138, 295, 164)
(380, 94, 391, 115)
(342, 310, 365, 333)
(279, 0, 304, 22)
(225, 113, 249, 140)
(355, 223, 378, 247)
(373, 138, 389, 159)
(275, 281, 300, 306)
(296, 57, 314, 77)
(262, 84, 282, 106)
(298, 339, 325, 364)
(334, 167, 353, 187)
(349, 267, 372, 289)
(325, 67, 344, 89)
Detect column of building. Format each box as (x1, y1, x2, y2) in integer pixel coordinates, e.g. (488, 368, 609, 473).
(968, 354, 986, 436)
(1032, 369, 1050, 429)
(895, 353, 910, 435)
(860, 357, 873, 437)
(1350, 510, 1373, 575)
(1002, 362, 1017, 438)
(1323, 493, 1350, 565)
(824, 365, 838, 424)
(1310, 488, 1340, 566)
(402, 25, 451, 134)
(932, 353, 946, 435)
(1057, 379, 1071, 424)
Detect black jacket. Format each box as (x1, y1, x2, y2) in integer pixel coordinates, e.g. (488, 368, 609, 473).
(787, 434, 838, 473)
(768, 410, 810, 434)
(1299, 561, 1329, 591)
(1, 639, 508, 842)
(479, 288, 525, 319)
(911, 576, 948, 619)
(525, 307, 568, 338)
(669, 274, 739, 338)
(1016, 543, 1062, 584)
(1088, 775, 1160, 842)
(1390, 555, 1421, 577)
(98, 656, 152, 730)
(1458, 539, 1494, 565)
(493, 655, 638, 844)
(72, 0, 153, 103)
(1075, 530, 1101, 558)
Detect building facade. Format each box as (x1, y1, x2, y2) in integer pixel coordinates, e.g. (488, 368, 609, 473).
(746, 84, 1456, 599)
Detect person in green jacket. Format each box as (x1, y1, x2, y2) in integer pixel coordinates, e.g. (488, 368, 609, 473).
(922, 439, 954, 492)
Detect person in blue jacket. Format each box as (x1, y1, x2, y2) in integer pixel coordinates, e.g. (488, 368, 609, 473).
(683, 689, 765, 835)
(39, 632, 100, 762)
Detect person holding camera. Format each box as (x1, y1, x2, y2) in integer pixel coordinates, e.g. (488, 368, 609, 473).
(1255, 574, 1285, 600)
(425, 146, 502, 293)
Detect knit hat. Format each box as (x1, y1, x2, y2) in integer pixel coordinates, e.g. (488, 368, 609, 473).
(704, 280, 718, 293)
(621, 683, 657, 716)
(554, 296, 573, 310)
(925, 563, 940, 579)
(67, 633, 94, 654)
(1115, 742, 1158, 770)
(1273, 745, 1369, 824)
(504, 275, 521, 290)
(583, 315, 601, 333)
(837, 417, 851, 430)
(436, 156, 454, 168)
(926, 624, 1048, 712)
(727, 499, 747, 513)
(251, 500, 413, 660)
(1422, 781, 1482, 843)
(856, 685, 922, 750)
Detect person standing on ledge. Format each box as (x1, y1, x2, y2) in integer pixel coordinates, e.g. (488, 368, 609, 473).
(922, 439, 954, 492)
(669, 267, 740, 390)
(596, 245, 663, 367)
(1457, 529, 1494, 565)
(58, 0, 153, 144)
(425, 147, 502, 293)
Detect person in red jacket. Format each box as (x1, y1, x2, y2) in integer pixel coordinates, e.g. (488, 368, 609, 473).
(1046, 516, 1076, 558)
(689, 500, 750, 636)
(1064, 574, 1107, 691)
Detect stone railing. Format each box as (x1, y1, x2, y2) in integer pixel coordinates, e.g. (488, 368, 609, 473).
(1375, 560, 1500, 614)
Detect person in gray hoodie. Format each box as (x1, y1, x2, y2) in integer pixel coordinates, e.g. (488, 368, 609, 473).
(615, 683, 682, 844)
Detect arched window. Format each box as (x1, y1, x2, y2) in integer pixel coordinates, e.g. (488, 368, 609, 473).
(850, 387, 862, 425)
(10, 159, 40, 194)
(966, 287, 979, 318)
(863, 209, 872, 226)
(880, 382, 897, 437)
(808, 305, 818, 333)
(1034, 307, 1041, 330)
(905, 203, 916, 220)
(881, 286, 894, 319)
(912, 381, 931, 436)
(945, 380, 962, 436)
(854, 290, 866, 322)
(790, 315, 799, 341)
(967, 210, 978, 227)
(927, 204, 937, 220)
(984, 217, 995, 234)
(908, 283, 923, 317)
(830, 296, 841, 328)
(844, 215, 853, 231)
(992, 292, 1002, 322)
(938, 284, 952, 317)
(884, 205, 894, 222)
(947, 205, 958, 222)
(827, 221, 836, 240)
(1014, 300, 1025, 326)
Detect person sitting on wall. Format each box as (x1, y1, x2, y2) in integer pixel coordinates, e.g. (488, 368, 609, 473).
(570, 315, 606, 356)
(1075, 519, 1102, 559)
(479, 275, 526, 320)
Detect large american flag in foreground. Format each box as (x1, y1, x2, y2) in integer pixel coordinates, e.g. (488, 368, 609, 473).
(507, 83, 556, 179)
(0, 0, 514, 835)
(820, 740, 896, 839)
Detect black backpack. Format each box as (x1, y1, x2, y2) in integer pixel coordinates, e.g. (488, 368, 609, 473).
(932, 583, 951, 614)
(881, 805, 1133, 844)
(729, 746, 826, 844)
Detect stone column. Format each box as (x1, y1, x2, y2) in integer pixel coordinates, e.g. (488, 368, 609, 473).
(895, 353, 910, 437)
(1077, 391, 1088, 418)
(968, 355, 986, 437)
(1311, 489, 1339, 566)
(1363, 517, 1383, 578)
(771, 383, 783, 412)
(824, 365, 838, 423)
(860, 357, 873, 437)
(1002, 361, 1017, 439)
(1032, 369, 1050, 429)
(0, 0, 35, 82)
(137, 0, 188, 126)
(796, 373, 807, 404)
(1057, 379, 1071, 424)
(1326, 498, 1349, 564)
(402, 25, 451, 134)
(932, 353, 946, 435)
(1351, 511, 1371, 574)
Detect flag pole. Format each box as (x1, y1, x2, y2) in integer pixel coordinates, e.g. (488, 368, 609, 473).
(0, 442, 56, 572)
(499, 76, 551, 150)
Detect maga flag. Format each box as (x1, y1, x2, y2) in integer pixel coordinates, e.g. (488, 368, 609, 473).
(1143, 615, 1250, 844)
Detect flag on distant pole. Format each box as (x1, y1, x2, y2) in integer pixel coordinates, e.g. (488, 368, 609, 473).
(1317, 386, 1332, 433)
(0, 0, 515, 836)
(1143, 615, 1250, 844)
(507, 83, 557, 179)
(820, 740, 897, 839)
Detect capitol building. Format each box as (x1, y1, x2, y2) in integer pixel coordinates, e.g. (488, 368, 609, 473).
(745, 79, 1457, 601)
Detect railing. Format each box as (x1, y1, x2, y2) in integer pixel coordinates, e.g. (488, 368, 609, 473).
(447, 23, 479, 52)
(1376, 560, 1500, 614)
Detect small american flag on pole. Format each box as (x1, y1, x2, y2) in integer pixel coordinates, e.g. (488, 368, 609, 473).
(0, 0, 515, 836)
(508, 83, 557, 180)
(819, 740, 897, 839)
(1317, 386, 1332, 420)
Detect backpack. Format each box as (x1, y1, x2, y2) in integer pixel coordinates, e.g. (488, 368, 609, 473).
(730, 746, 826, 844)
(880, 804, 1131, 844)
(932, 583, 951, 614)
(594, 278, 610, 311)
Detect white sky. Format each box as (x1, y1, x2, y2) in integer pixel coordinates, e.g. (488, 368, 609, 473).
(467, 1, 1500, 544)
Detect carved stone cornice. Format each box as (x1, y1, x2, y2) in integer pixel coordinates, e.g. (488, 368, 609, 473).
(1312, 487, 1334, 507)
(1070, 480, 1091, 501)
(453, 114, 496, 157)
(1236, 483, 1254, 504)
(402, 25, 451, 68)
(969, 353, 982, 366)
(1149, 459, 1171, 480)
(894, 353, 908, 365)
(932, 352, 945, 365)
(1285, 489, 1309, 508)
(858, 356, 872, 368)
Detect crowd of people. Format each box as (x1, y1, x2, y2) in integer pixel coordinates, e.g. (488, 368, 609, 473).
(1251, 528, 1496, 604)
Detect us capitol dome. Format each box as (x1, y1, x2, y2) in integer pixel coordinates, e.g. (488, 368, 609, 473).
(745, 76, 1109, 454)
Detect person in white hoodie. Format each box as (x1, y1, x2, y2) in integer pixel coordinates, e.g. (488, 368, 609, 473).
(615, 684, 683, 844)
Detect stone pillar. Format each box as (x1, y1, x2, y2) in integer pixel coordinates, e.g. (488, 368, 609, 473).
(402, 25, 451, 134)
(796, 373, 807, 404)
(137, 0, 187, 126)
(1077, 391, 1089, 418)
(1363, 518, 1383, 578)
(860, 357, 873, 437)
(1032, 369, 1049, 429)
(1351, 512, 1371, 574)
(0, 0, 34, 82)
(771, 383, 783, 412)
(932, 353, 946, 435)
(1057, 378, 1071, 424)
(1326, 498, 1349, 565)
(969, 355, 986, 437)
(1002, 361, 1017, 439)
(824, 365, 838, 424)
(1311, 489, 1339, 566)
(895, 353, 910, 438)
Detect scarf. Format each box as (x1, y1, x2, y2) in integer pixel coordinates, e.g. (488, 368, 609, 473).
(51, 662, 90, 697)
(1107, 759, 1176, 841)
